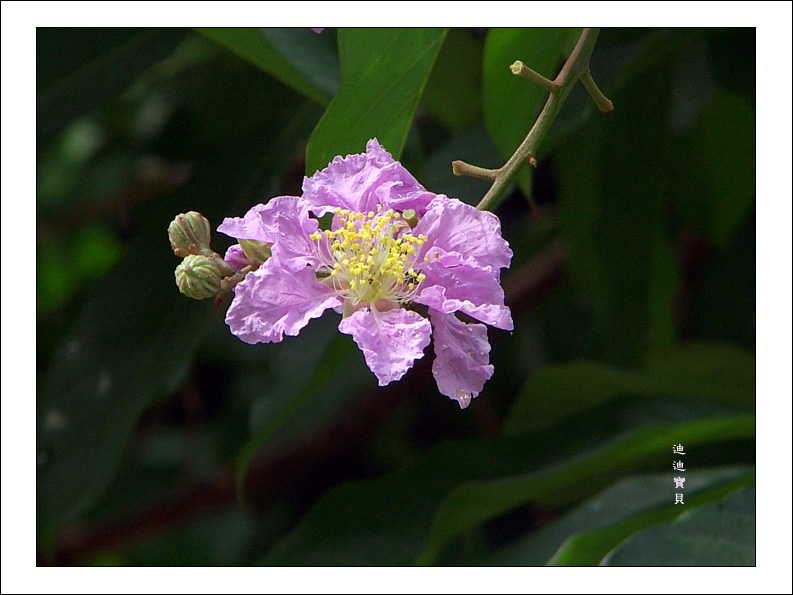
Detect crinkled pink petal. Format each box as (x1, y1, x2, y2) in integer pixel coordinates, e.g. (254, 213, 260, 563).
(302, 139, 436, 217)
(224, 244, 249, 270)
(429, 309, 494, 409)
(266, 200, 321, 273)
(416, 250, 513, 330)
(217, 202, 275, 243)
(225, 257, 342, 344)
(219, 196, 319, 272)
(338, 307, 431, 386)
(414, 197, 513, 271)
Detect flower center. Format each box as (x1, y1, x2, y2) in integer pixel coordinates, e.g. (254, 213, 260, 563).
(310, 206, 427, 306)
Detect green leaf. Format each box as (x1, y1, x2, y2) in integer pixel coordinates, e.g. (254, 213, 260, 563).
(198, 28, 333, 106)
(421, 28, 483, 131)
(305, 28, 447, 174)
(648, 226, 679, 347)
(261, 393, 644, 565)
(557, 57, 673, 366)
(482, 466, 753, 565)
(234, 318, 364, 494)
(482, 28, 570, 196)
(260, 28, 340, 99)
(37, 184, 235, 532)
(260, 396, 752, 566)
(418, 414, 754, 565)
(261, 433, 535, 566)
(37, 97, 316, 537)
(37, 264, 211, 532)
(687, 205, 755, 347)
(602, 487, 755, 566)
(37, 223, 123, 316)
(126, 508, 262, 566)
(547, 469, 755, 565)
(673, 92, 756, 245)
(482, 28, 570, 157)
(544, 29, 688, 153)
(37, 28, 187, 142)
(505, 342, 755, 434)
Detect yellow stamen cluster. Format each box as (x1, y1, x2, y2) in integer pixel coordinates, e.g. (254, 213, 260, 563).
(309, 205, 427, 305)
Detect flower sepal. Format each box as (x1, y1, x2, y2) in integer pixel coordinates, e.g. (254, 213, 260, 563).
(238, 239, 272, 266)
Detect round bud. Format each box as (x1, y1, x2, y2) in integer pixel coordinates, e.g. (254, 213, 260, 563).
(168, 211, 212, 257)
(175, 254, 222, 299)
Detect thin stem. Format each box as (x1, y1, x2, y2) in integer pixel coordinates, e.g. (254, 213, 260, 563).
(454, 28, 612, 213)
(204, 251, 240, 278)
(580, 70, 614, 112)
(510, 60, 560, 94)
(451, 160, 497, 181)
(217, 265, 254, 300)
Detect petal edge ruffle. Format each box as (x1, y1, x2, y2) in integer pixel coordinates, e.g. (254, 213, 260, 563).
(338, 307, 431, 386)
(226, 258, 342, 344)
(429, 310, 494, 409)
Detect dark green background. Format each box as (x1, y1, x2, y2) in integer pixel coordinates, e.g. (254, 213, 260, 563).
(36, 27, 755, 566)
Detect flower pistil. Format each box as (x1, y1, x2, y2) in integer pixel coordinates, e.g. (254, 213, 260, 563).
(309, 205, 427, 309)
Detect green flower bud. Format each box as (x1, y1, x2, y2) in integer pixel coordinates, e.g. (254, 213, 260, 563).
(168, 211, 212, 257)
(238, 239, 272, 266)
(175, 254, 222, 299)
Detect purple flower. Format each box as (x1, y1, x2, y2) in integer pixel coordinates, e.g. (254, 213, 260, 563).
(218, 140, 513, 408)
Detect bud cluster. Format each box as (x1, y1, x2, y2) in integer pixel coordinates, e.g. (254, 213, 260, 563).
(168, 211, 266, 301)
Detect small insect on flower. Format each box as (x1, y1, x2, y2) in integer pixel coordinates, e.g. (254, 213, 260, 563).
(217, 140, 513, 409)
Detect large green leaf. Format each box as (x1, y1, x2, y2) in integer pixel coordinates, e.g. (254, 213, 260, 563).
(260, 28, 340, 99)
(546, 469, 755, 565)
(37, 28, 187, 142)
(260, 399, 753, 566)
(505, 341, 755, 434)
(36, 94, 316, 538)
(418, 415, 754, 564)
(198, 28, 334, 106)
(687, 205, 755, 347)
(421, 28, 483, 131)
(556, 56, 672, 366)
(482, 466, 754, 565)
(125, 508, 262, 566)
(544, 29, 690, 153)
(260, 435, 530, 566)
(305, 28, 447, 174)
(234, 316, 365, 493)
(602, 487, 755, 566)
(673, 92, 755, 245)
(36, 248, 212, 534)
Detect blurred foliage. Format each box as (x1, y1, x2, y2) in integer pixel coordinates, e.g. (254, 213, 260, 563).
(36, 27, 755, 566)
